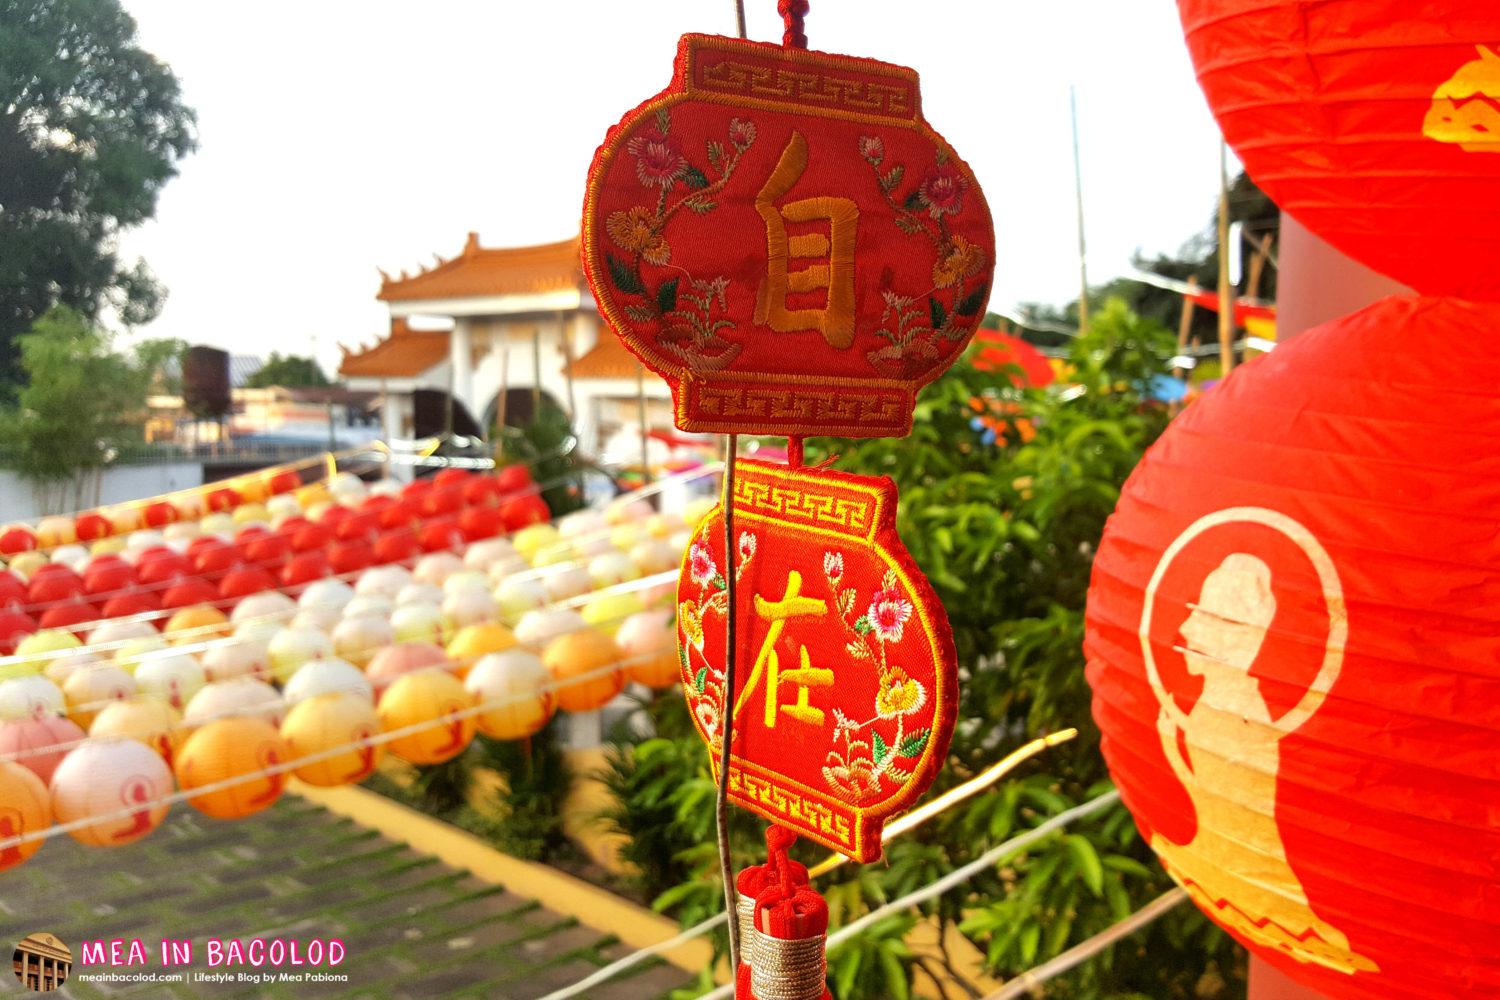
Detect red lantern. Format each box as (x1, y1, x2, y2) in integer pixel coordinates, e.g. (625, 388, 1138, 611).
(101, 592, 161, 620)
(291, 523, 333, 554)
(73, 512, 111, 542)
(317, 504, 353, 530)
(459, 506, 505, 542)
(161, 580, 220, 611)
(377, 501, 419, 532)
(0, 527, 37, 556)
(334, 511, 380, 543)
(266, 469, 301, 495)
(433, 468, 470, 490)
(206, 486, 242, 512)
(242, 533, 291, 570)
(419, 487, 463, 518)
(328, 541, 376, 576)
(37, 602, 98, 637)
(462, 476, 502, 509)
(1177, 0, 1500, 300)
(500, 494, 550, 532)
(583, 34, 994, 437)
(0, 573, 27, 611)
(281, 552, 330, 592)
(0, 611, 37, 654)
(494, 464, 532, 495)
(401, 479, 434, 502)
(373, 531, 419, 566)
(418, 519, 465, 553)
(360, 494, 396, 515)
(142, 501, 178, 527)
(27, 571, 86, 606)
(189, 539, 240, 578)
(135, 552, 190, 589)
(219, 568, 276, 602)
(1084, 296, 1500, 998)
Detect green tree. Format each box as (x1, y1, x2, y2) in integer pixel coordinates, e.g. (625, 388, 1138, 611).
(0, 0, 197, 396)
(0, 305, 158, 510)
(244, 352, 332, 388)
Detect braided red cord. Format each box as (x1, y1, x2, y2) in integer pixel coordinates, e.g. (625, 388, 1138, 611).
(778, 0, 809, 48)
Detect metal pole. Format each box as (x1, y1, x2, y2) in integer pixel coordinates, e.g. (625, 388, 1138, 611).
(1217, 140, 1235, 375)
(1071, 85, 1089, 334)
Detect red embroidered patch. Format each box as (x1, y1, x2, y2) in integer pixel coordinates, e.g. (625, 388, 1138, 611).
(582, 34, 995, 438)
(677, 460, 958, 862)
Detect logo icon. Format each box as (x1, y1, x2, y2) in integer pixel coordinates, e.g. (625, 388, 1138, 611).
(12, 933, 71, 992)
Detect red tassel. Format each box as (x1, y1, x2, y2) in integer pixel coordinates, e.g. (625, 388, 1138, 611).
(778, 0, 809, 49)
(747, 825, 831, 1000)
(736, 828, 809, 999)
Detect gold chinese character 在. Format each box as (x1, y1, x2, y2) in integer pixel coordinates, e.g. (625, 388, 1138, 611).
(735, 570, 835, 728)
(754, 131, 860, 348)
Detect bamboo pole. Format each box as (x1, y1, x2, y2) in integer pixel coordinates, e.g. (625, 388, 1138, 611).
(1217, 140, 1234, 375)
(1173, 276, 1198, 381)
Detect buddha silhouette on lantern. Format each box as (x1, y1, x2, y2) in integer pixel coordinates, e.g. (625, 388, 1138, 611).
(1144, 535, 1378, 975)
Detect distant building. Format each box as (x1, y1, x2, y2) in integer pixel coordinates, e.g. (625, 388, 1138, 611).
(339, 233, 681, 463)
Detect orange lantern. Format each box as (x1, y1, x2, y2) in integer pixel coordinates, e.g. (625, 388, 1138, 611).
(280, 691, 384, 786)
(445, 623, 517, 679)
(366, 642, 450, 698)
(1178, 0, 1500, 300)
(583, 34, 994, 438)
(165, 605, 232, 644)
(1084, 297, 1500, 998)
(51, 738, 173, 846)
(90, 698, 186, 769)
(464, 650, 553, 740)
(617, 609, 681, 689)
(175, 717, 289, 819)
(0, 760, 50, 871)
(376, 669, 475, 765)
(542, 628, 625, 713)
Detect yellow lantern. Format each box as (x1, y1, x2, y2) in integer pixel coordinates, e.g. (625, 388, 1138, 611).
(62, 663, 135, 729)
(165, 605, 232, 645)
(580, 591, 647, 637)
(445, 623, 518, 679)
(0, 760, 50, 871)
(90, 698, 186, 769)
(281, 692, 384, 786)
(10, 629, 82, 679)
(51, 738, 173, 846)
(377, 669, 475, 765)
(465, 651, 553, 740)
(175, 717, 289, 819)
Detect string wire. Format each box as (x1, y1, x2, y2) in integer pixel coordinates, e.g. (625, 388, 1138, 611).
(716, 432, 741, 969)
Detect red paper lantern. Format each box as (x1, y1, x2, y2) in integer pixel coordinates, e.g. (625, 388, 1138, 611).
(583, 34, 994, 437)
(401, 479, 434, 502)
(317, 504, 354, 530)
(1177, 1, 1500, 300)
(377, 501, 419, 532)
(219, 569, 276, 602)
(458, 506, 505, 542)
(189, 539, 240, 578)
(418, 519, 465, 553)
(1084, 296, 1500, 998)
(328, 541, 376, 576)
(0, 526, 37, 556)
(135, 552, 190, 589)
(494, 464, 532, 495)
(242, 533, 291, 570)
(266, 469, 301, 495)
(141, 501, 178, 528)
(433, 468, 470, 490)
(73, 512, 111, 542)
(161, 580, 220, 611)
(462, 476, 501, 509)
(37, 602, 98, 637)
(27, 571, 86, 606)
(206, 486, 242, 512)
(101, 592, 161, 620)
(419, 487, 463, 518)
(360, 494, 396, 515)
(0, 611, 37, 654)
(373, 531, 419, 565)
(0, 573, 27, 611)
(291, 523, 333, 554)
(333, 511, 380, 543)
(280, 552, 330, 591)
(500, 494, 550, 532)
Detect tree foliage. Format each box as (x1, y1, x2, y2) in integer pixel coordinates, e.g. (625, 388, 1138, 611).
(0, 305, 156, 484)
(244, 352, 331, 389)
(0, 0, 196, 394)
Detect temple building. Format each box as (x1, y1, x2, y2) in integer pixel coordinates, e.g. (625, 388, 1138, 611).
(339, 233, 678, 466)
(12, 932, 70, 991)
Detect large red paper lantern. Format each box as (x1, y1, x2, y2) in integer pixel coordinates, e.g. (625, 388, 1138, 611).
(1084, 296, 1500, 998)
(73, 512, 111, 542)
(583, 34, 994, 438)
(1178, 1, 1500, 300)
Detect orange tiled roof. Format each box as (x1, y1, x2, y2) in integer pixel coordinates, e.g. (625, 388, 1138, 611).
(339, 319, 450, 378)
(567, 331, 643, 379)
(378, 233, 583, 302)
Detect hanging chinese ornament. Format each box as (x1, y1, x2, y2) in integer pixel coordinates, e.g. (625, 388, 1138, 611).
(1084, 296, 1500, 1000)
(1177, 0, 1500, 300)
(584, 12, 979, 997)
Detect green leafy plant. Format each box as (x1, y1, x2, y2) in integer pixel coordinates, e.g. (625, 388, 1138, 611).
(470, 723, 572, 861)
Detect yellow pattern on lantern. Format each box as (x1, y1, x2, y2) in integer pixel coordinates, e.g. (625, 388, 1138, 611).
(1424, 45, 1500, 153)
(753, 131, 859, 348)
(1142, 507, 1376, 975)
(734, 570, 830, 727)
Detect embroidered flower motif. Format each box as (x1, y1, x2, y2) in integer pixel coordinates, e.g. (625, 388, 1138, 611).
(867, 586, 913, 643)
(738, 532, 757, 561)
(880, 288, 915, 315)
(823, 751, 881, 804)
(931, 235, 985, 289)
(606, 207, 671, 266)
(917, 164, 967, 219)
(831, 707, 859, 736)
(823, 551, 844, 585)
(626, 128, 688, 189)
(858, 135, 885, 165)
(688, 541, 717, 586)
(729, 118, 757, 152)
(875, 665, 927, 719)
(696, 691, 722, 741)
(679, 600, 704, 650)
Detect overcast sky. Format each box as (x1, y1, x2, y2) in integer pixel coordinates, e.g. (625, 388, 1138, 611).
(115, 1, 1230, 374)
